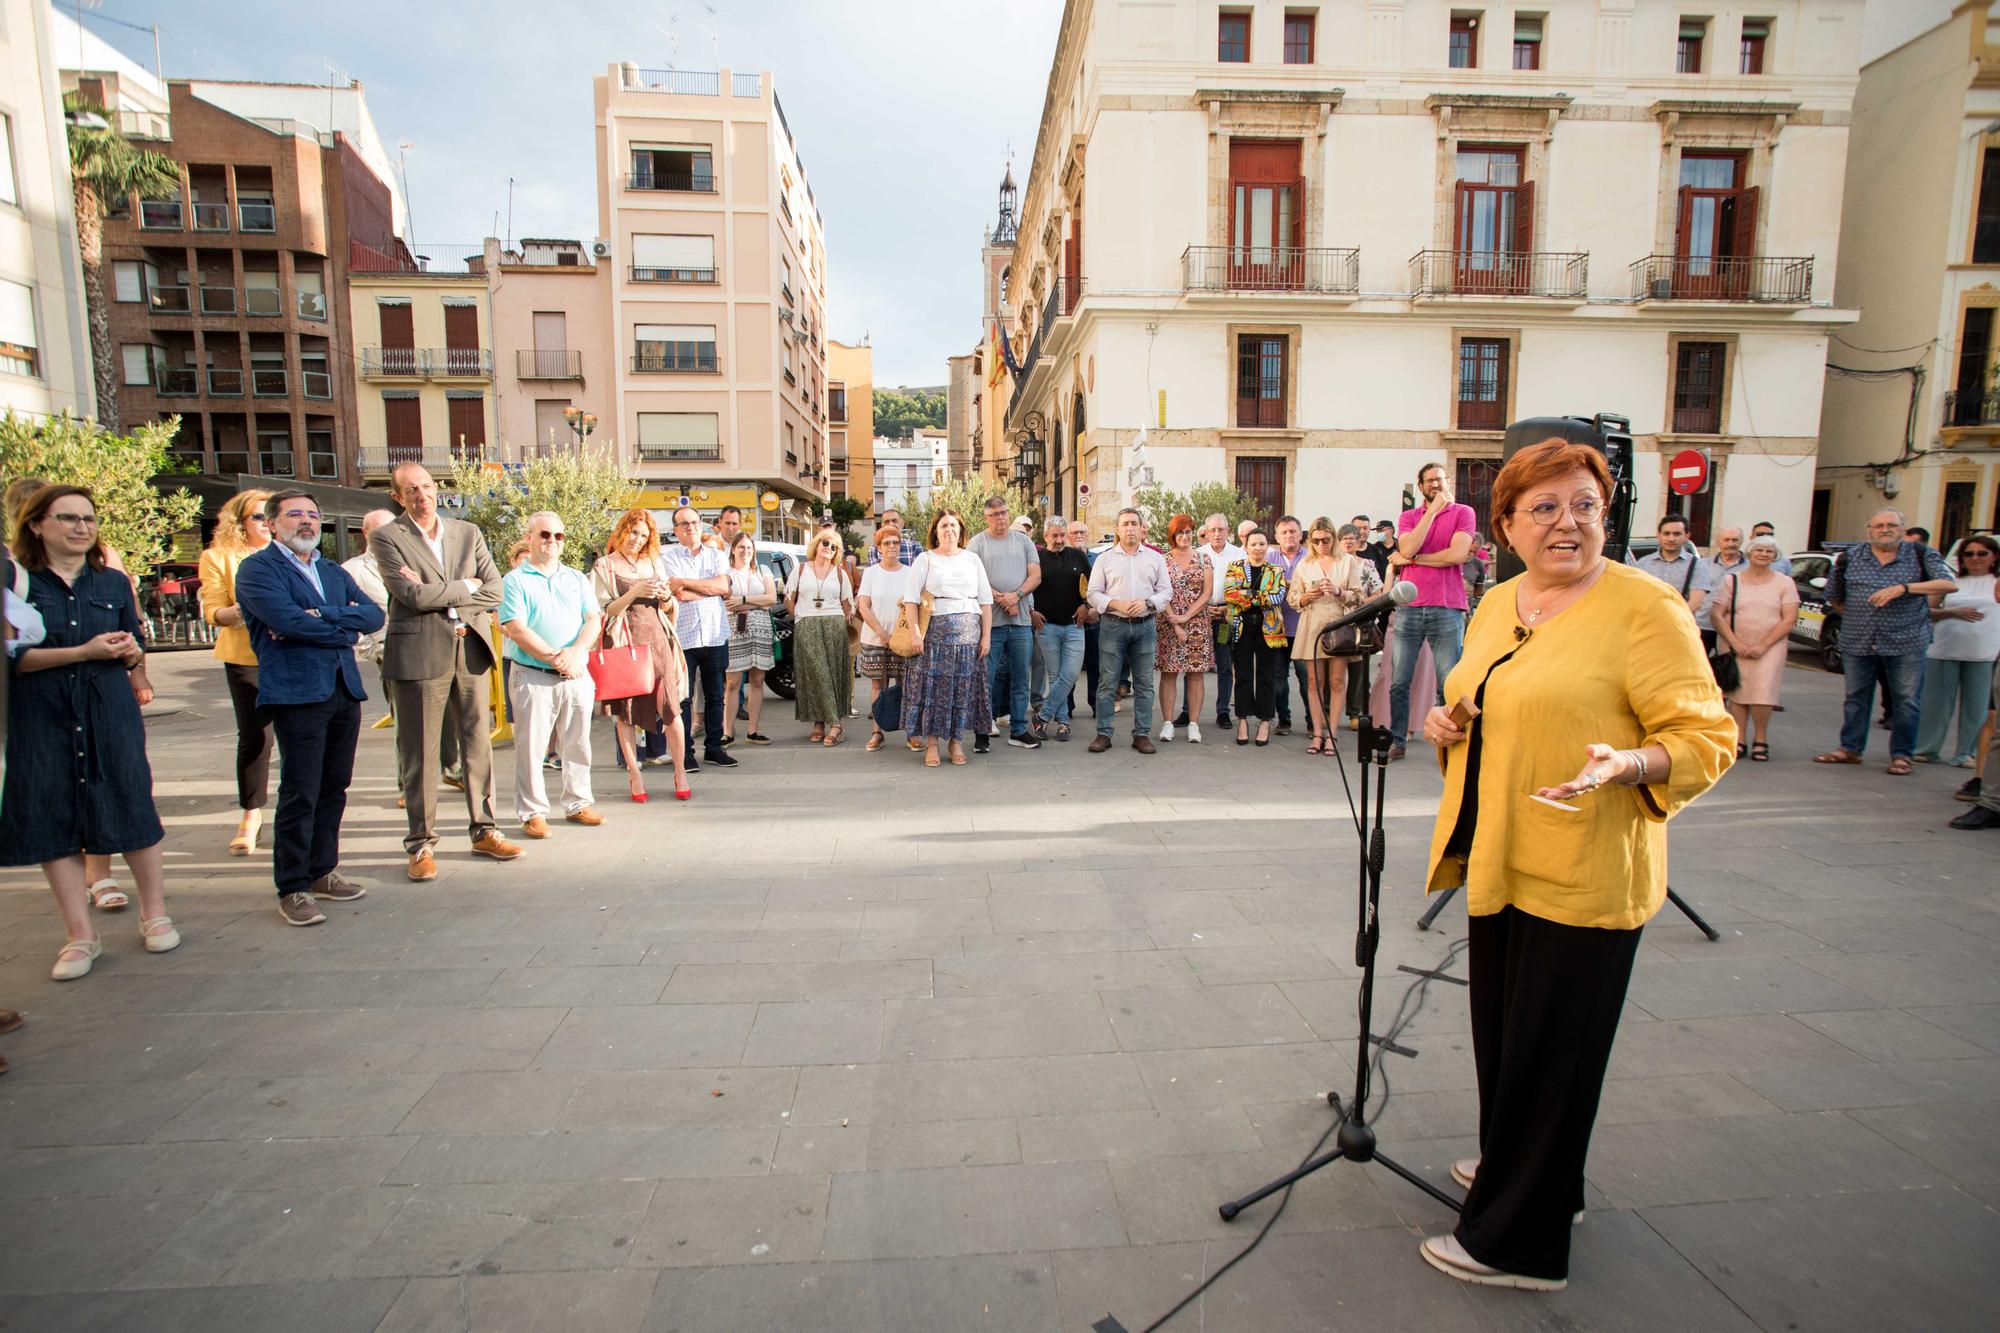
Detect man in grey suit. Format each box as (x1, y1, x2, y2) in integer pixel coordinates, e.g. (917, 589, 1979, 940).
(370, 464, 524, 881)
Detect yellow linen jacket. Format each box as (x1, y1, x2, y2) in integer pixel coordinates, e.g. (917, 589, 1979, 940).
(198, 546, 257, 667)
(1424, 561, 1736, 930)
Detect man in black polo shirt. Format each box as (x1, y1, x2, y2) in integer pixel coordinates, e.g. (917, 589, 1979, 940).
(1031, 516, 1093, 740)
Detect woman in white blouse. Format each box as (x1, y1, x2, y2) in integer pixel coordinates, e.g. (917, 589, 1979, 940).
(900, 510, 995, 767)
(784, 530, 856, 745)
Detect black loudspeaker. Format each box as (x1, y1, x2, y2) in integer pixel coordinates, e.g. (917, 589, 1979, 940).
(1494, 413, 1635, 582)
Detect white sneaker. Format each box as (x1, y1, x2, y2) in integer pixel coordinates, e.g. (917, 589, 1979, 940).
(1188, 722, 1203, 744)
(1159, 721, 1174, 742)
(1420, 1234, 1566, 1291)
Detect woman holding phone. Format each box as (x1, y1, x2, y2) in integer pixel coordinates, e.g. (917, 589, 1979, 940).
(1415, 439, 1733, 1292)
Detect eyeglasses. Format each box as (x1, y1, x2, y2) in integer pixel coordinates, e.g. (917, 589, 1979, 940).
(536, 530, 567, 541)
(47, 512, 98, 527)
(673, 520, 698, 529)
(1511, 497, 1603, 526)
(280, 509, 321, 521)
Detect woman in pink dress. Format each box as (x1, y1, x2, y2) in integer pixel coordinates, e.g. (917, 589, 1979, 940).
(1712, 535, 1800, 762)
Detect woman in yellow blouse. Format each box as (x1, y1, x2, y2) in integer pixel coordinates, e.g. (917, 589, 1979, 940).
(1416, 439, 1733, 1292)
(198, 488, 275, 856)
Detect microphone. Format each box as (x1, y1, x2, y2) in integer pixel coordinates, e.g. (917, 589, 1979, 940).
(1319, 580, 1418, 636)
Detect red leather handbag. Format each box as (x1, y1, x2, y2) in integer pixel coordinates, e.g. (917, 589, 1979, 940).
(587, 616, 655, 701)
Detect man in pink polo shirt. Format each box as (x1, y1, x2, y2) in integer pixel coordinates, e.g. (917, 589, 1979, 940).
(1387, 461, 1476, 759)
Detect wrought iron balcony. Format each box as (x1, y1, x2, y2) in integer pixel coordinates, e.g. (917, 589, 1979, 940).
(1943, 389, 2000, 428)
(630, 265, 717, 284)
(360, 347, 426, 378)
(625, 172, 716, 193)
(1410, 249, 1588, 300)
(1182, 245, 1360, 295)
(1040, 276, 1083, 341)
(431, 347, 492, 377)
(1630, 255, 1813, 303)
(517, 349, 584, 379)
(632, 343, 719, 374)
(637, 442, 722, 462)
(358, 443, 488, 475)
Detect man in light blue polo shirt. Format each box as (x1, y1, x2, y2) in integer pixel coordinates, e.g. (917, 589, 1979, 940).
(498, 512, 604, 838)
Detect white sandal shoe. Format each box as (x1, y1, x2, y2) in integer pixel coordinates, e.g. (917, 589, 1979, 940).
(141, 916, 181, 954)
(52, 938, 101, 981)
(87, 879, 129, 911)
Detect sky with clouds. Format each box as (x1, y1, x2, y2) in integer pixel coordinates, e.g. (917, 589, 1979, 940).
(72, 0, 1068, 388)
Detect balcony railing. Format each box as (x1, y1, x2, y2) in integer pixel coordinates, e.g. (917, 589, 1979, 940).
(207, 367, 244, 396)
(149, 285, 191, 314)
(1040, 276, 1083, 341)
(631, 264, 717, 284)
(637, 443, 722, 462)
(1410, 249, 1588, 300)
(517, 349, 583, 379)
(243, 287, 284, 317)
(360, 347, 426, 377)
(1943, 389, 2000, 428)
(1182, 245, 1360, 295)
(239, 201, 277, 232)
(191, 202, 231, 231)
(432, 347, 492, 377)
(156, 368, 198, 396)
(1630, 255, 1813, 303)
(626, 171, 716, 193)
(632, 344, 719, 373)
(731, 73, 762, 98)
(357, 443, 488, 475)
(297, 291, 327, 320)
(302, 370, 332, 399)
(252, 368, 288, 397)
(631, 69, 720, 95)
(138, 199, 183, 230)
(199, 285, 236, 315)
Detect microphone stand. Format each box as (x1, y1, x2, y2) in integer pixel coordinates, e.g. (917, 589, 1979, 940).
(1218, 606, 1463, 1224)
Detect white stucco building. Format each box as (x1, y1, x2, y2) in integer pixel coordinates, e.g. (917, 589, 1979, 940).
(873, 434, 944, 512)
(1000, 0, 1863, 546)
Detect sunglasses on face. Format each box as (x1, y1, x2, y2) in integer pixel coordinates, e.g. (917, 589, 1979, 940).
(536, 530, 567, 541)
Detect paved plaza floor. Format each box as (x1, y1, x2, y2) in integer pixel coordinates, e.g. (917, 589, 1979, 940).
(1, 648, 1996, 1331)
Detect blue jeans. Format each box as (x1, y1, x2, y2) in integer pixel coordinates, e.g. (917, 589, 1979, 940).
(1097, 617, 1157, 738)
(1035, 623, 1086, 724)
(985, 623, 1034, 738)
(1915, 657, 1994, 763)
(1840, 650, 1924, 758)
(1390, 606, 1467, 741)
(1274, 655, 1309, 724)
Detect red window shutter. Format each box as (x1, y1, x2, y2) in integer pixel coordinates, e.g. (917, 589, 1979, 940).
(1512, 179, 1535, 254)
(1673, 185, 1696, 258)
(1229, 139, 1300, 183)
(1729, 185, 1760, 259)
(444, 304, 479, 351)
(448, 397, 486, 451)
(384, 397, 422, 448)
(378, 303, 414, 350)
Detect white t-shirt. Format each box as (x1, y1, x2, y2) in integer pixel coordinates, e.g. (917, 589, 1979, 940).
(858, 564, 909, 645)
(1198, 542, 1245, 604)
(903, 549, 993, 616)
(784, 562, 852, 619)
(1929, 573, 2000, 661)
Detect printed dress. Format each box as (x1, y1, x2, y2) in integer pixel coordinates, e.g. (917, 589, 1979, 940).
(1155, 554, 1214, 672)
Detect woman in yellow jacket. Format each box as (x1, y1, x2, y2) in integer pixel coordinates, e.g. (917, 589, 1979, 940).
(198, 488, 274, 855)
(1416, 439, 1733, 1292)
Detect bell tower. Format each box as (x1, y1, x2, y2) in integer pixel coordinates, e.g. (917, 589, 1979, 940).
(981, 160, 1018, 324)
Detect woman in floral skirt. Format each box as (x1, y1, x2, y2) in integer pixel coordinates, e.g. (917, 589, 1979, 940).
(900, 510, 994, 768)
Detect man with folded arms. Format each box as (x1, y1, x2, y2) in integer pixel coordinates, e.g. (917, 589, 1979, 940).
(498, 512, 604, 838)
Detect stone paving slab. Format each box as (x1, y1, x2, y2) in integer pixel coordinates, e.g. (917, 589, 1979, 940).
(1, 651, 1996, 1329)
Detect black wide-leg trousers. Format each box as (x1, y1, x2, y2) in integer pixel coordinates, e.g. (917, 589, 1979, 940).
(1455, 904, 1642, 1281)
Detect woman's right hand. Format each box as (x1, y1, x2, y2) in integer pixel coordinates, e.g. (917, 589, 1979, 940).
(1422, 704, 1466, 748)
(82, 631, 133, 661)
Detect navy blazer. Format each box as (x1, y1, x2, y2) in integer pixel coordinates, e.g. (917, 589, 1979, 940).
(234, 545, 385, 707)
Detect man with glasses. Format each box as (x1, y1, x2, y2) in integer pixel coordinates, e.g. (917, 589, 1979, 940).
(498, 513, 604, 838)
(1196, 513, 1245, 728)
(663, 505, 737, 770)
(969, 495, 1043, 750)
(371, 463, 520, 882)
(1387, 463, 1477, 759)
(235, 490, 382, 926)
(869, 509, 924, 566)
(1816, 508, 1956, 773)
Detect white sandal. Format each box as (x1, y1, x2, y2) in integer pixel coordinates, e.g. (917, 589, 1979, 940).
(87, 879, 129, 911)
(141, 916, 181, 954)
(52, 939, 101, 981)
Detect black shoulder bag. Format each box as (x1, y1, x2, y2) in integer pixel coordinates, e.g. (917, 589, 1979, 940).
(1709, 572, 1741, 693)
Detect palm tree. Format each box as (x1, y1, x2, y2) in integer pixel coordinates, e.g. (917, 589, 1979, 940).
(64, 95, 181, 431)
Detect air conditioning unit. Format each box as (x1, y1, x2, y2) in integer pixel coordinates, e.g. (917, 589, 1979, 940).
(592, 238, 610, 259)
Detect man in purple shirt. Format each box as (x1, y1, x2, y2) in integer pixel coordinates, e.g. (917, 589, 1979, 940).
(1268, 515, 1309, 735)
(1387, 462, 1476, 759)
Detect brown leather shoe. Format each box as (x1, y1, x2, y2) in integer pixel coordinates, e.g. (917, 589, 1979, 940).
(310, 871, 366, 901)
(0, 1008, 23, 1035)
(521, 816, 551, 839)
(472, 832, 524, 861)
(565, 807, 605, 827)
(1088, 735, 1112, 752)
(407, 850, 437, 881)
(1132, 736, 1157, 754)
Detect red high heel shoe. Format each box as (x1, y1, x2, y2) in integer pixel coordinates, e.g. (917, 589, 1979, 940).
(628, 774, 649, 804)
(675, 786, 692, 801)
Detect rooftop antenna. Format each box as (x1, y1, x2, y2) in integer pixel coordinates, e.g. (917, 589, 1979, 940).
(505, 177, 514, 250)
(693, 0, 720, 70)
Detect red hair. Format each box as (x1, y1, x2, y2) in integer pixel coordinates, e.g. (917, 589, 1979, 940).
(1166, 513, 1197, 547)
(606, 508, 660, 561)
(1490, 440, 1615, 553)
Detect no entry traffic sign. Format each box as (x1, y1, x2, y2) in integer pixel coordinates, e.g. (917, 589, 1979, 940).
(1668, 448, 1711, 496)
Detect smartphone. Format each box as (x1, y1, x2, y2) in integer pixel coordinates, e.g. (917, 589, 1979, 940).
(1531, 794, 1582, 812)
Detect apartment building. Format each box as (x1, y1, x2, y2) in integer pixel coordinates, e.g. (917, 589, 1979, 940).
(594, 65, 830, 543)
(1818, 1, 2000, 550)
(873, 434, 946, 513)
(348, 268, 493, 481)
(482, 238, 616, 463)
(1001, 0, 1861, 546)
(0, 0, 94, 423)
(827, 337, 874, 512)
(62, 51, 407, 486)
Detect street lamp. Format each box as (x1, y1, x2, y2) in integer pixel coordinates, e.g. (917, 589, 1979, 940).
(562, 406, 597, 450)
(1011, 409, 1047, 503)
